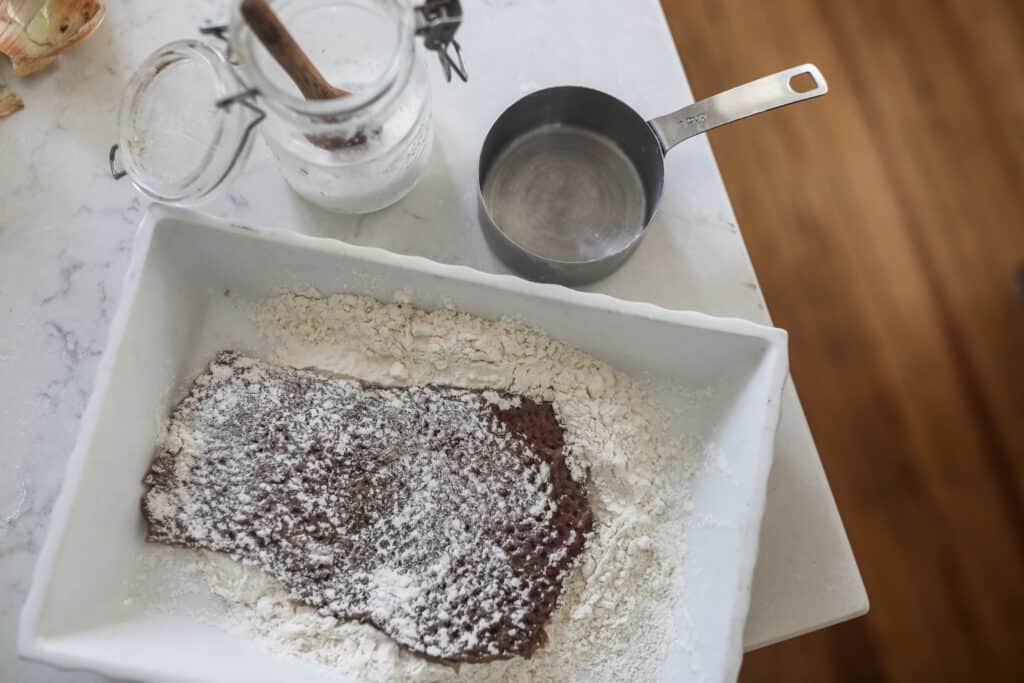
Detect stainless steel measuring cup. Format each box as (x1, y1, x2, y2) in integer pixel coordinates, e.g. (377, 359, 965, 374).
(478, 64, 828, 285)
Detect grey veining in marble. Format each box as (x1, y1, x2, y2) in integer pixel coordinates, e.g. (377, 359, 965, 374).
(0, 0, 865, 680)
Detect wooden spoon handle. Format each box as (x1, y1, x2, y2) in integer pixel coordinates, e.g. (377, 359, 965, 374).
(240, 0, 350, 100)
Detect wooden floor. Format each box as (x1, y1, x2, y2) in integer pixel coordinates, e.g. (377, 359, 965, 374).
(660, 1, 1024, 681)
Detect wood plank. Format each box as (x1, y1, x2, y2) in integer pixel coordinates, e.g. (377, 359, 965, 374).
(660, 0, 1024, 680)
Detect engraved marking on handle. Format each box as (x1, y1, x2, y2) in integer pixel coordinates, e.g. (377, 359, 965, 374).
(684, 112, 707, 127)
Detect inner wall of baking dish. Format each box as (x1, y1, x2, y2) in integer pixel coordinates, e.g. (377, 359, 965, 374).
(32, 214, 780, 682)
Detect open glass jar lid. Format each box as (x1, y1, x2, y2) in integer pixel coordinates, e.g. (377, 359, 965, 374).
(111, 39, 262, 205)
(109, 0, 466, 210)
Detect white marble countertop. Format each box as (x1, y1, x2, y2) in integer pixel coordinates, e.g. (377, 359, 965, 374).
(0, 0, 866, 679)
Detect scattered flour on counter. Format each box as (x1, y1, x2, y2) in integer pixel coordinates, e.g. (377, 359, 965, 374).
(139, 290, 700, 682)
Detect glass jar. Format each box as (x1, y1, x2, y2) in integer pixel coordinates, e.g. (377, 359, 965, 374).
(229, 0, 433, 213)
(111, 1, 465, 214)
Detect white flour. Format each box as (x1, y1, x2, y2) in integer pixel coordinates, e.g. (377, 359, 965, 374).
(141, 290, 697, 682)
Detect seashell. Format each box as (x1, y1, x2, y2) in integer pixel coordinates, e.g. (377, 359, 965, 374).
(0, 69, 23, 116)
(0, 0, 105, 77)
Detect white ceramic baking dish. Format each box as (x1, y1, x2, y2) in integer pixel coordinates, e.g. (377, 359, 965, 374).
(19, 205, 788, 682)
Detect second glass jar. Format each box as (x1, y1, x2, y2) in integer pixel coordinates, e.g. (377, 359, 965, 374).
(230, 0, 432, 214)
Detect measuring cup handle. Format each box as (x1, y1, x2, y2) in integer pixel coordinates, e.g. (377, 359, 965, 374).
(648, 64, 828, 153)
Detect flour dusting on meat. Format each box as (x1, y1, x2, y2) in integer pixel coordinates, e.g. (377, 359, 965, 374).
(143, 351, 592, 662)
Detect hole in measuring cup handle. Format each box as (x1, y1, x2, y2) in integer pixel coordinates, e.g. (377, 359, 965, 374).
(789, 71, 818, 93)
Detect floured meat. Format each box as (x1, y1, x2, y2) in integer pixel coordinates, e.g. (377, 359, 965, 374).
(142, 351, 593, 662)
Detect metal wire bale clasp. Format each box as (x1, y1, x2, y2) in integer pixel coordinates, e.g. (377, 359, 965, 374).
(415, 0, 467, 82)
(109, 88, 265, 185)
(208, 88, 267, 188)
(108, 144, 128, 180)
